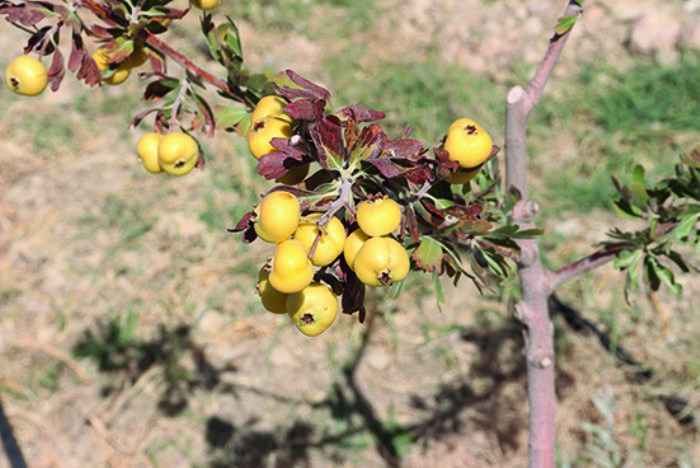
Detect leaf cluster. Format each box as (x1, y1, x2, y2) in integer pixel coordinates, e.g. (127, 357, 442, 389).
(602, 146, 700, 301)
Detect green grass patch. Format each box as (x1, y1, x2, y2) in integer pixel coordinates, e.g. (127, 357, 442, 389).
(530, 54, 700, 214)
(325, 57, 505, 144)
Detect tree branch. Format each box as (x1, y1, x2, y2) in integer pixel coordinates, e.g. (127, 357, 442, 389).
(80, 0, 252, 106)
(549, 246, 626, 291)
(504, 2, 583, 467)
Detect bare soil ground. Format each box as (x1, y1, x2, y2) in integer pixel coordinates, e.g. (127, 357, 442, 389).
(2, 1, 700, 467)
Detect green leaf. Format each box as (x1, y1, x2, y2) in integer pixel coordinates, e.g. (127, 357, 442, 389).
(613, 249, 642, 270)
(654, 259, 682, 295)
(433, 271, 445, 306)
(215, 106, 247, 127)
(555, 12, 581, 35)
(411, 237, 444, 273)
(612, 198, 643, 220)
(674, 208, 700, 242)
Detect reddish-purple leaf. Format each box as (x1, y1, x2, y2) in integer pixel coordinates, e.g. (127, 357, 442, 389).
(227, 210, 257, 244)
(311, 115, 346, 171)
(348, 123, 385, 161)
(284, 69, 330, 101)
(68, 33, 85, 72)
(335, 104, 385, 123)
(282, 98, 317, 120)
(143, 77, 177, 102)
(129, 108, 161, 129)
(257, 151, 293, 180)
(47, 49, 64, 92)
(405, 206, 420, 243)
(405, 164, 434, 186)
(365, 158, 408, 179)
(382, 138, 423, 158)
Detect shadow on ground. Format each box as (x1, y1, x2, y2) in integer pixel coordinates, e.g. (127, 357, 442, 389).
(70, 306, 546, 467)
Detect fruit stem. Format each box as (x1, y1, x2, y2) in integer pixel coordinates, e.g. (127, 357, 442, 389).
(170, 78, 190, 131)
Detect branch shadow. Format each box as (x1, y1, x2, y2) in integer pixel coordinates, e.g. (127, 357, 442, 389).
(71, 307, 572, 467)
(72, 317, 226, 417)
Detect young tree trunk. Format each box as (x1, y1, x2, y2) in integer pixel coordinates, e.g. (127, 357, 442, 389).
(504, 2, 583, 466)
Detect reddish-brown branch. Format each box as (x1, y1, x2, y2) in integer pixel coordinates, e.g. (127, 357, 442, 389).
(504, 2, 583, 467)
(79, 0, 252, 107)
(550, 246, 626, 291)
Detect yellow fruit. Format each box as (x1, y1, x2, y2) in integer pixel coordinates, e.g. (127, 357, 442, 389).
(444, 118, 492, 170)
(276, 163, 309, 185)
(157, 132, 199, 176)
(353, 236, 410, 287)
(136, 132, 164, 174)
(5, 55, 47, 96)
(356, 197, 402, 237)
(124, 41, 148, 68)
(293, 214, 347, 267)
(269, 239, 315, 294)
(247, 116, 293, 159)
(191, 0, 219, 10)
(254, 191, 301, 243)
(287, 282, 338, 337)
(343, 228, 370, 271)
(251, 95, 291, 124)
(92, 48, 131, 86)
(257, 267, 289, 314)
(448, 167, 480, 184)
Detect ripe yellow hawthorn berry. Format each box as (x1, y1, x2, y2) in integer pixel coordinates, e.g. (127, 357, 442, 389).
(251, 95, 291, 124)
(92, 48, 131, 86)
(257, 267, 289, 314)
(343, 228, 370, 271)
(448, 167, 480, 185)
(124, 41, 148, 68)
(356, 197, 402, 237)
(247, 116, 293, 159)
(269, 239, 315, 294)
(5, 55, 47, 96)
(444, 118, 493, 170)
(254, 191, 301, 243)
(353, 236, 410, 287)
(136, 132, 164, 174)
(276, 163, 309, 185)
(293, 214, 347, 267)
(157, 132, 199, 176)
(287, 282, 338, 337)
(190, 0, 219, 10)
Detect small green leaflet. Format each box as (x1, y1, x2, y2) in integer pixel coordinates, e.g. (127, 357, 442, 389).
(215, 106, 247, 127)
(555, 12, 581, 36)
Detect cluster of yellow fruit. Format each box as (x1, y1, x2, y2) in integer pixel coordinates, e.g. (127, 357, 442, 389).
(444, 117, 493, 184)
(4, 55, 47, 97)
(253, 190, 409, 336)
(92, 42, 148, 86)
(136, 131, 200, 176)
(246, 95, 309, 185)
